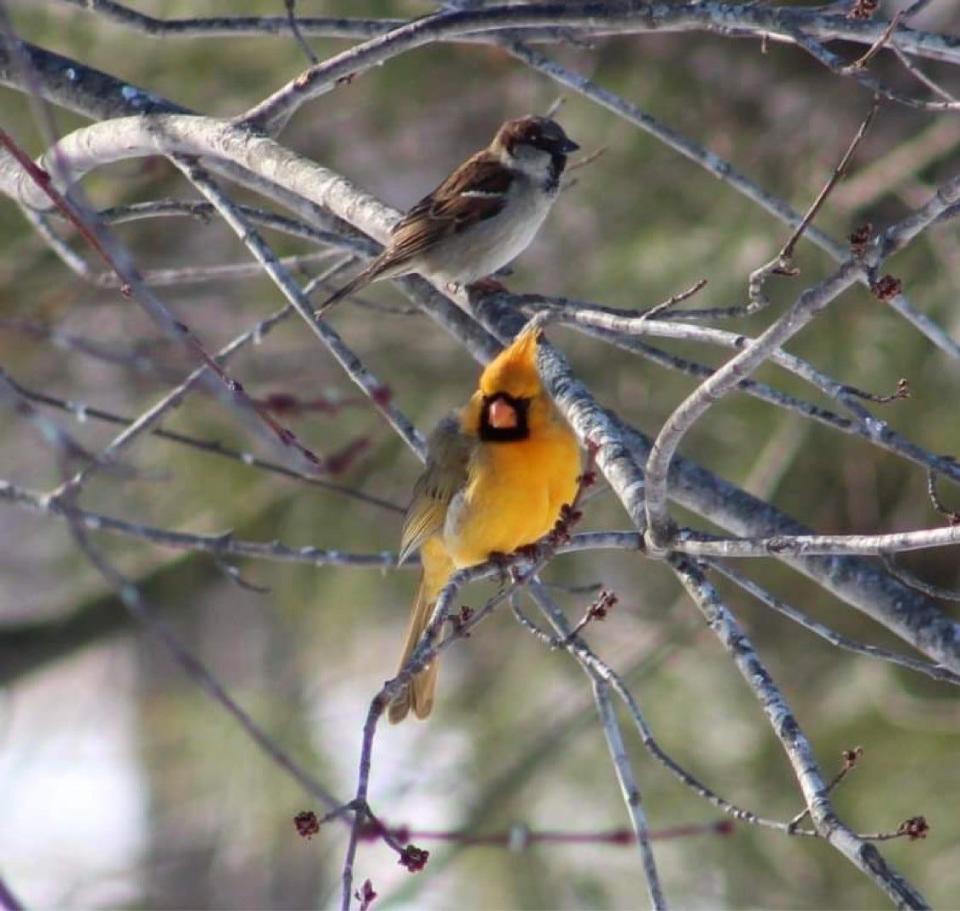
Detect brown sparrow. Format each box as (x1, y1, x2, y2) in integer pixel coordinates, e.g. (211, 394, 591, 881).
(316, 115, 578, 312)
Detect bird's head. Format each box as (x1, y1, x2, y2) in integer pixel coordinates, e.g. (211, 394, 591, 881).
(492, 116, 579, 185)
(465, 328, 545, 443)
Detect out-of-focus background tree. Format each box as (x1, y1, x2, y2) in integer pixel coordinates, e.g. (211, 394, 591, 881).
(1, 1, 959, 908)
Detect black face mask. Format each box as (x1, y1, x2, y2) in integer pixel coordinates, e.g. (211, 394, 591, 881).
(479, 392, 530, 443)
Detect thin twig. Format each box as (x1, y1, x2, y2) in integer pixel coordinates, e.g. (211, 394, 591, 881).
(843, 11, 904, 71)
(284, 0, 319, 64)
(7, 378, 403, 513)
(927, 468, 960, 524)
(591, 680, 668, 909)
(0, 367, 109, 474)
(788, 747, 864, 832)
(341, 818, 732, 847)
(892, 47, 960, 104)
(748, 99, 878, 310)
(0, 478, 408, 569)
(792, 27, 960, 111)
(632, 279, 709, 324)
(880, 553, 960, 603)
(708, 560, 960, 686)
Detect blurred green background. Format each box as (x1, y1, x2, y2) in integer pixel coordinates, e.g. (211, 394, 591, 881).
(1, 1, 958, 908)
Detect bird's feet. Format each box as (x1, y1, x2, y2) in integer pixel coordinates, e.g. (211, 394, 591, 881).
(466, 275, 509, 296)
(487, 550, 521, 586)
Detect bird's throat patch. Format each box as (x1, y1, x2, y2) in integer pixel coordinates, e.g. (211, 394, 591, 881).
(479, 393, 530, 442)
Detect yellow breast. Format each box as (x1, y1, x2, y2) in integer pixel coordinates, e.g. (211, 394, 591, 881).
(444, 409, 580, 568)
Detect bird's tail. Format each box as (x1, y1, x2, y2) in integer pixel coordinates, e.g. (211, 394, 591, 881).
(388, 538, 453, 723)
(387, 577, 440, 723)
(314, 258, 381, 315)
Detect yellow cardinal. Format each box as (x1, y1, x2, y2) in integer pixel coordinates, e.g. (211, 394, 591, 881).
(389, 328, 580, 723)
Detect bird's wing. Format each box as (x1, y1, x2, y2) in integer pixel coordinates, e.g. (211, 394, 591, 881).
(385, 152, 513, 267)
(399, 414, 473, 565)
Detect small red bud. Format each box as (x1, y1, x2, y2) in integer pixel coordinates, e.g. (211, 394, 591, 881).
(398, 844, 429, 872)
(871, 275, 902, 301)
(898, 816, 929, 840)
(294, 810, 320, 839)
(848, 223, 873, 256)
(355, 878, 378, 911)
(371, 385, 392, 407)
(847, 0, 879, 19)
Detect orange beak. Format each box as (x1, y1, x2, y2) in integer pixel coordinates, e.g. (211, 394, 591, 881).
(487, 398, 518, 430)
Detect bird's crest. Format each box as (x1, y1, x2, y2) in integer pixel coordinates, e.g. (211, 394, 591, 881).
(479, 328, 543, 399)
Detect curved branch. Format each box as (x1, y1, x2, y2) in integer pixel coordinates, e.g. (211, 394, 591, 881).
(55, 0, 960, 71)
(643, 175, 960, 547)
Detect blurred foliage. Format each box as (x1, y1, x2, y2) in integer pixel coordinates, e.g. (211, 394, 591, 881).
(1, 1, 959, 909)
